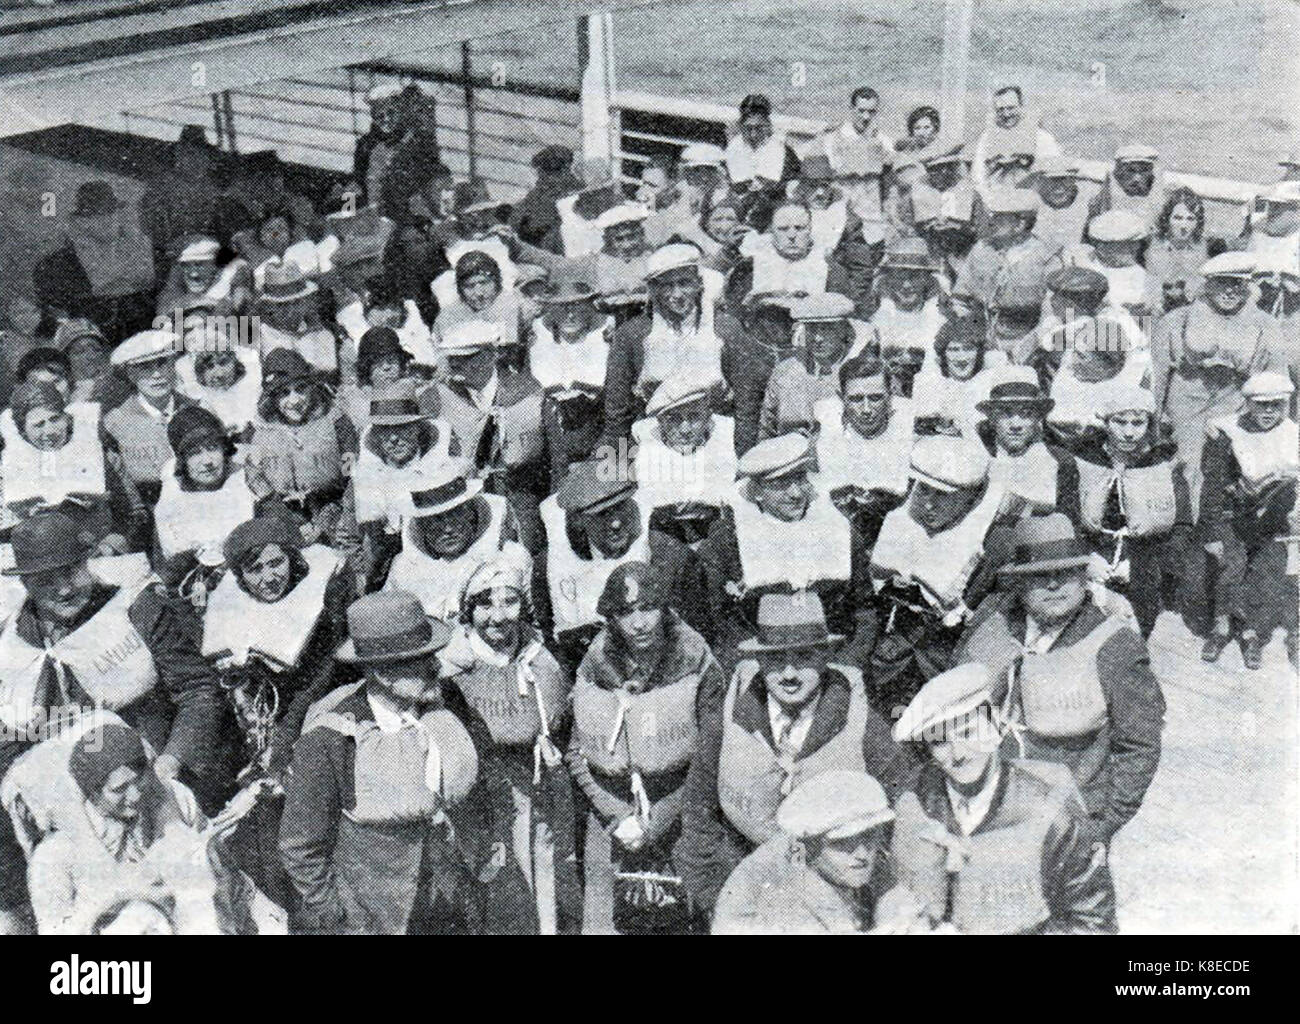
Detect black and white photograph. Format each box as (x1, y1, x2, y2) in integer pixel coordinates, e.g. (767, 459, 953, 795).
(0, 0, 1296, 969)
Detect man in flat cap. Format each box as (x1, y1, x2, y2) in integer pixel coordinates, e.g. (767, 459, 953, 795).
(888, 663, 1117, 933)
(953, 188, 1062, 322)
(1088, 144, 1167, 236)
(871, 238, 944, 396)
(1070, 209, 1151, 317)
(712, 770, 898, 934)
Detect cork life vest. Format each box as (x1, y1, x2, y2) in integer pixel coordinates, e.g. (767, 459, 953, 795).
(1, 401, 106, 507)
(989, 442, 1058, 512)
(731, 489, 852, 591)
(557, 194, 604, 259)
(250, 406, 342, 497)
(812, 398, 913, 496)
(809, 198, 850, 256)
(632, 415, 737, 513)
(1046, 345, 1146, 431)
(1099, 171, 1168, 232)
(303, 682, 477, 825)
(384, 493, 510, 622)
(153, 460, 258, 562)
(351, 423, 457, 531)
(446, 635, 566, 748)
(540, 495, 651, 635)
(1075, 457, 1177, 537)
(980, 119, 1040, 186)
(725, 133, 788, 185)
(103, 398, 175, 486)
(0, 559, 159, 734)
(572, 671, 699, 777)
(870, 483, 1005, 614)
(202, 544, 341, 670)
(175, 346, 262, 433)
(1210, 415, 1300, 493)
(824, 124, 889, 179)
(718, 663, 869, 847)
(911, 181, 976, 227)
(749, 241, 830, 296)
(873, 297, 945, 368)
(528, 317, 612, 392)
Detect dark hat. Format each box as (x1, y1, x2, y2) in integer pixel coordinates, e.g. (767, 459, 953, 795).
(9, 379, 66, 431)
(52, 317, 107, 353)
(68, 724, 148, 800)
(3, 512, 93, 576)
(72, 181, 125, 218)
(739, 93, 772, 120)
(532, 145, 574, 173)
(261, 347, 315, 395)
(167, 404, 229, 458)
(934, 314, 987, 356)
(537, 277, 599, 305)
(223, 515, 303, 569)
(976, 377, 1054, 415)
(1046, 264, 1109, 298)
(336, 590, 453, 664)
(798, 154, 835, 182)
(258, 260, 318, 303)
(597, 561, 670, 620)
(556, 460, 637, 514)
(736, 592, 843, 654)
(368, 379, 428, 427)
(243, 150, 286, 177)
(999, 513, 1092, 576)
(357, 325, 405, 365)
(15, 346, 70, 383)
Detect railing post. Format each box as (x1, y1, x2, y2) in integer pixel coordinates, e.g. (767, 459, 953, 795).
(211, 93, 225, 150)
(939, 0, 974, 144)
(462, 41, 477, 180)
(220, 89, 237, 152)
(578, 10, 617, 177)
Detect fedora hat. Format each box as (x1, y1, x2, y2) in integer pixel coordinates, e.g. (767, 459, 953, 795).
(408, 461, 484, 517)
(336, 590, 452, 664)
(976, 374, 1054, 415)
(999, 513, 1092, 576)
(537, 278, 599, 305)
(368, 379, 429, 426)
(258, 260, 318, 303)
(555, 459, 637, 515)
(737, 592, 844, 654)
(72, 181, 126, 218)
(3, 512, 93, 576)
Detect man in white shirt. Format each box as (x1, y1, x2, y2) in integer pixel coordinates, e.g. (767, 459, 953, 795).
(970, 85, 1061, 195)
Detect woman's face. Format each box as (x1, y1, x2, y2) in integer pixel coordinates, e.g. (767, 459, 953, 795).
(460, 271, 500, 312)
(1246, 397, 1288, 432)
(910, 115, 939, 146)
(658, 399, 713, 454)
(199, 352, 239, 389)
(181, 260, 217, 293)
(615, 603, 664, 654)
(1104, 410, 1151, 455)
(739, 113, 772, 150)
(751, 469, 813, 522)
(944, 338, 980, 380)
(374, 422, 421, 467)
(471, 585, 524, 652)
(368, 355, 405, 388)
(258, 216, 292, 255)
(22, 406, 71, 450)
(277, 383, 314, 424)
(547, 300, 600, 341)
(67, 337, 107, 379)
(1168, 202, 1198, 243)
(239, 543, 293, 602)
(885, 268, 930, 310)
(705, 205, 741, 244)
(1205, 276, 1250, 316)
(127, 356, 176, 403)
(185, 440, 227, 488)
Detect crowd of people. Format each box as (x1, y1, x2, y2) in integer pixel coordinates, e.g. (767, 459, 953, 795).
(0, 76, 1295, 935)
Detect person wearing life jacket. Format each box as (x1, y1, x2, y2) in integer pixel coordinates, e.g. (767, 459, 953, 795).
(632, 371, 737, 548)
(644, 144, 728, 250)
(383, 459, 530, 626)
(969, 85, 1062, 195)
(253, 261, 338, 378)
(733, 200, 853, 311)
(888, 663, 1118, 933)
(1066, 210, 1151, 319)
(976, 369, 1077, 517)
(1145, 187, 1222, 316)
(233, 204, 323, 294)
(712, 769, 898, 934)
(675, 592, 914, 918)
(51, 318, 132, 410)
(1199, 372, 1299, 669)
(434, 249, 533, 358)
(173, 314, 262, 441)
(1028, 155, 1096, 255)
(1151, 252, 1284, 514)
(101, 329, 198, 538)
(758, 292, 876, 441)
(725, 94, 800, 208)
(871, 237, 946, 392)
(0, 512, 233, 933)
(791, 155, 859, 258)
(867, 435, 1019, 717)
(537, 459, 711, 675)
(953, 187, 1062, 324)
(437, 558, 580, 934)
(549, 157, 625, 260)
(1, 379, 139, 552)
(245, 347, 358, 544)
(1059, 385, 1190, 639)
(155, 234, 252, 324)
(278, 591, 482, 934)
(956, 514, 1166, 848)
(1087, 145, 1168, 239)
(567, 561, 721, 934)
(339, 378, 459, 592)
(817, 86, 895, 241)
(336, 323, 413, 436)
(910, 315, 1008, 439)
(1245, 181, 1300, 262)
(814, 354, 914, 547)
(906, 145, 979, 294)
(431, 183, 520, 312)
(697, 433, 872, 673)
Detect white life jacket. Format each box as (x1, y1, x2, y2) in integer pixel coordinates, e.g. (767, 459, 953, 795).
(528, 317, 612, 392)
(384, 493, 514, 622)
(557, 193, 604, 259)
(809, 198, 849, 256)
(870, 483, 1005, 616)
(1, 401, 106, 507)
(153, 460, 258, 563)
(202, 544, 342, 670)
(637, 309, 725, 398)
(352, 423, 457, 531)
(337, 299, 439, 370)
(1246, 229, 1300, 262)
(1047, 355, 1147, 432)
(540, 494, 650, 635)
(571, 672, 699, 777)
(1073, 251, 1147, 311)
(0, 557, 158, 733)
(910, 361, 1006, 438)
(749, 239, 829, 296)
(251, 239, 321, 290)
(730, 489, 851, 591)
(433, 237, 517, 310)
(257, 322, 337, 375)
(632, 415, 737, 512)
(874, 297, 944, 371)
(175, 346, 262, 434)
(1099, 171, 1168, 232)
(248, 407, 343, 498)
(1210, 415, 1300, 493)
(978, 120, 1040, 186)
(725, 133, 788, 184)
(989, 442, 1059, 512)
(812, 398, 914, 496)
(1075, 458, 1177, 538)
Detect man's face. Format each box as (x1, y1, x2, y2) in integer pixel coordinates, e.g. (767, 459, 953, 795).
(238, 543, 293, 602)
(652, 268, 703, 319)
(752, 468, 813, 522)
(1092, 239, 1141, 268)
(181, 261, 217, 293)
(993, 90, 1023, 129)
(758, 644, 828, 709)
(771, 207, 814, 261)
(615, 603, 664, 654)
(418, 501, 478, 559)
(460, 271, 500, 312)
(1114, 160, 1156, 197)
(583, 497, 641, 558)
(929, 708, 1000, 789)
(276, 383, 313, 424)
(22, 406, 71, 451)
(185, 440, 227, 487)
(806, 321, 852, 371)
(1020, 566, 1088, 626)
(909, 480, 978, 534)
(448, 348, 496, 390)
(95, 765, 145, 823)
(127, 356, 176, 403)
(991, 404, 1040, 455)
(811, 826, 888, 890)
(1247, 397, 1289, 432)
(1104, 409, 1151, 455)
(842, 374, 891, 438)
(470, 586, 523, 653)
(370, 99, 402, 137)
(605, 222, 647, 260)
(658, 399, 713, 454)
(258, 217, 292, 255)
(546, 300, 601, 341)
(925, 162, 960, 191)
(24, 561, 96, 623)
(374, 422, 421, 467)
(988, 212, 1029, 248)
(851, 95, 879, 134)
(1037, 175, 1079, 209)
(884, 267, 930, 310)
(1205, 276, 1250, 315)
(369, 655, 439, 706)
(705, 205, 742, 245)
(739, 113, 772, 150)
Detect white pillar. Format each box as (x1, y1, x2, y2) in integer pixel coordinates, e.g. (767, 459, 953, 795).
(939, 0, 974, 143)
(578, 11, 618, 175)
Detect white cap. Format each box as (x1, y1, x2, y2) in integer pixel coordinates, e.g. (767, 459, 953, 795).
(1099, 383, 1156, 418)
(1114, 144, 1159, 163)
(645, 372, 712, 417)
(893, 664, 994, 743)
(1199, 251, 1257, 279)
(440, 319, 502, 355)
(176, 237, 219, 263)
(680, 142, 727, 168)
(367, 82, 403, 103)
(1242, 371, 1295, 401)
(1089, 209, 1147, 243)
(776, 771, 895, 840)
(595, 203, 650, 232)
(908, 436, 990, 492)
(646, 242, 701, 280)
(110, 329, 184, 367)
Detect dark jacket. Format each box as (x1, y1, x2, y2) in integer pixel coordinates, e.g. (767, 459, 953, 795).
(1198, 415, 1297, 544)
